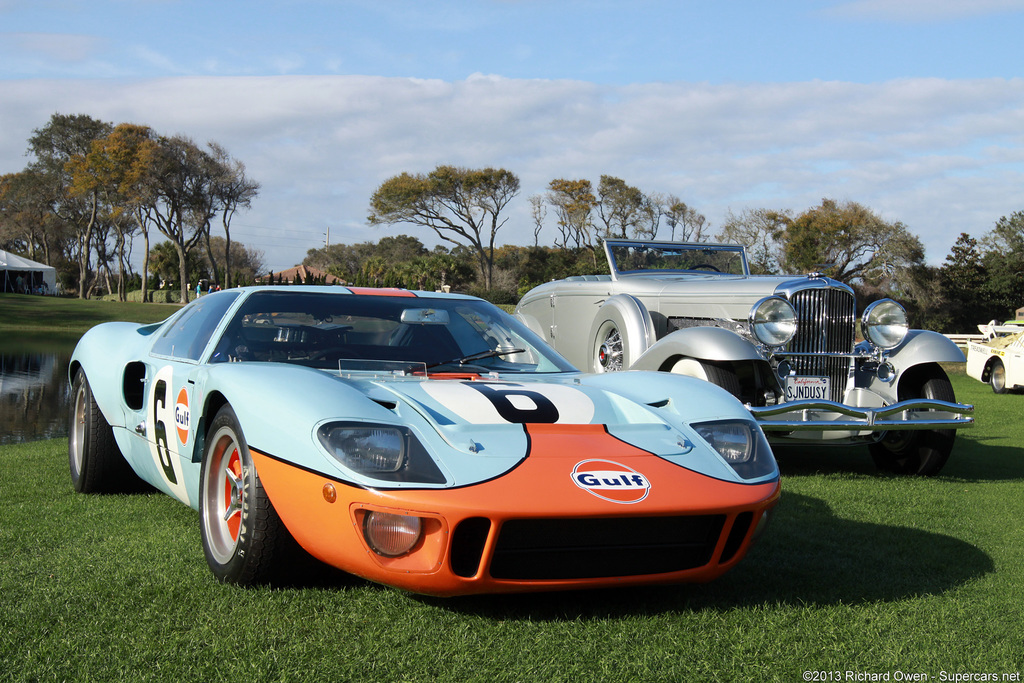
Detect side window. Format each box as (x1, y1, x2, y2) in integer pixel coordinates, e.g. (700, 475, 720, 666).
(151, 291, 240, 361)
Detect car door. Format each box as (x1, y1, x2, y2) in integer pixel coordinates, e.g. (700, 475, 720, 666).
(142, 291, 241, 505)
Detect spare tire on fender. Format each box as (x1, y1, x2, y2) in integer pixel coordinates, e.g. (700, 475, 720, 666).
(589, 294, 655, 373)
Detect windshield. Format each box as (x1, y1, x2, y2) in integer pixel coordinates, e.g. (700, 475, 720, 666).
(209, 290, 576, 374)
(607, 241, 749, 276)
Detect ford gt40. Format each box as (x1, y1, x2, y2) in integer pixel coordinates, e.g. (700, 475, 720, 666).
(69, 286, 779, 596)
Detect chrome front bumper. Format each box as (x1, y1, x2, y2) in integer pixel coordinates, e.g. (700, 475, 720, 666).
(748, 398, 974, 432)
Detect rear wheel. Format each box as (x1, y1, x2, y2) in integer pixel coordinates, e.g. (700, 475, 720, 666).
(869, 364, 957, 476)
(989, 359, 1008, 394)
(68, 370, 146, 493)
(199, 404, 294, 585)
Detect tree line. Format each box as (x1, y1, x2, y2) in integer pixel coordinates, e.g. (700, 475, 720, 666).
(359, 166, 1024, 330)
(4, 113, 1022, 331)
(0, 113, 260, 302)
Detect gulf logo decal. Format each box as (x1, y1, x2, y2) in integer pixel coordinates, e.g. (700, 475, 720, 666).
(572, 459, 651, 504)
(175, 386, 190, 445)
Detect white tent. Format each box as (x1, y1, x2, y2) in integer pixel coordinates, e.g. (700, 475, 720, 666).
(0, 249, 57, 295)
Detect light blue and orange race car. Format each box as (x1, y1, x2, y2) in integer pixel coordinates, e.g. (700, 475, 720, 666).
(69, 286, 779, 596)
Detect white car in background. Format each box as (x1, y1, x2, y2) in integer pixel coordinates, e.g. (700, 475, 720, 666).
(516, 239, 974, 476)
(967, 329, 1024, 394)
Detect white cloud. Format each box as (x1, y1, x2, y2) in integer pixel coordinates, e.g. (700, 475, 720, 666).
(2, 74, 1023, 271)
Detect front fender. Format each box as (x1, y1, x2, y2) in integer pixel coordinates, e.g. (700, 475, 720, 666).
(858, 330, 965, 402)
(197, 363, 398, 474)
(888, 330, 966, 369)
(630, 327, 766, 371)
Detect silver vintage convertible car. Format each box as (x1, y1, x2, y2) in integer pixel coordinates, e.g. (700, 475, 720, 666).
(515, 239, 973, 476)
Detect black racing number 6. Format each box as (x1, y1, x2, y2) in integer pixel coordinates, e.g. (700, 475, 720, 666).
(153, 379, 178, 484)
(465, 383, 560, 424)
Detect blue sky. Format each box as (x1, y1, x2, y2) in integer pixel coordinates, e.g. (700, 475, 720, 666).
(3, 0, 1024, 271)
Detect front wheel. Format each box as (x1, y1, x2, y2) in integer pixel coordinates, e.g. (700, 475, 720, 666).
(869, 364, 957, 476)
(199, 404, 293, 585)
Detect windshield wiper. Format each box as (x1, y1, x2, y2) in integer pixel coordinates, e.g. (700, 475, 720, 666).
(426, 347, 526, 369)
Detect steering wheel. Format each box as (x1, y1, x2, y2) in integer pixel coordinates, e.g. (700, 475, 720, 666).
(690, 263, 721, 272)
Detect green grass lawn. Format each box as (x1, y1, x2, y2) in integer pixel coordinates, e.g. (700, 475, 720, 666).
(0, 293, 176, 347)
(1, 372, 1021, 682)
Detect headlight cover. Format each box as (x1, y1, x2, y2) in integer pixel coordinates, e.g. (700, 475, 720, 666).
(693, 420, 778, 480)
(749, 296, 797, 347)
(363, 511, 423, 557)
(316, 422, 446, 484)
(862, 299, 908, 350)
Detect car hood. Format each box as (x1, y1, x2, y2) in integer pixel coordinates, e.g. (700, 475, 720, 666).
(205, 363, 769, 488)
(616, 272, 821, 298)
(365, 371, 756, 485)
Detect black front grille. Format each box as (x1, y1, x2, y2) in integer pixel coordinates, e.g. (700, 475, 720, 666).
(787, 287, 856, 402)
(488, 515, 725, 580)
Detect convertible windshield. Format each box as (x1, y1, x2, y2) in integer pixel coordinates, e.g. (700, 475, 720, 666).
(606, 241, 749, 276)
(210, 290, 576, 374)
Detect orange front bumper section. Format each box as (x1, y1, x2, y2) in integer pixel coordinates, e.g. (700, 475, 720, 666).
(252, 424, 780, 596)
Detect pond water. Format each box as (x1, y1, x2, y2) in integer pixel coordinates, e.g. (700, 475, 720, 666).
(1, 342, 74, 444)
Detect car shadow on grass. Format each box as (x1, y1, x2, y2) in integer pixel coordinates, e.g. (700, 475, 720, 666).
(427, 490, 993, 620)
(772, 438, 1024, 482)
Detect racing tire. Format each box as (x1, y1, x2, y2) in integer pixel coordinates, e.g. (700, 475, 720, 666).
(668, 357, 742, 400)
(68, 370, 147, 494)
(988, 359, 1008, 394)
(199, 404, 297, 585)
(869, 364, 957, 476)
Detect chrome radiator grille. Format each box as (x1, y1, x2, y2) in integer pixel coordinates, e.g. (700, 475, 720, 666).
(786, 287, 856, 402)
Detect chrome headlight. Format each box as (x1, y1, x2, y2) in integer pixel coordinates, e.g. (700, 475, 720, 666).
(316, 422, 446, 484)
(693, 420, 777, 480)
(862, 299, 908, 350)
(749, 296, 797, 346)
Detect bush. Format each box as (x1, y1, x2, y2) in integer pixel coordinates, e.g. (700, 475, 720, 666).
(467, 286, 518, 306)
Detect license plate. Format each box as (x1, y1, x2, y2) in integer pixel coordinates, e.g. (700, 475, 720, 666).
(784, 376, 831, 401)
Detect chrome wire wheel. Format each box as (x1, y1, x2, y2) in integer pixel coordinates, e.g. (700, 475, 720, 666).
(202, 424, 247, 565)
(596, 324, 624, 372)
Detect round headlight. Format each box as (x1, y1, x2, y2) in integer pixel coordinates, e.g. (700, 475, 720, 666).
(363, 511, 422, 557)
(749, 296, 797, 346)
(862, 299, 908, 349)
